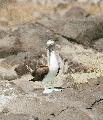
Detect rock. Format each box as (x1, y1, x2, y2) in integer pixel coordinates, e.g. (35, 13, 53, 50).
(0, 36, 20, 58)
(91, 38, 103, 51)
(64, 7, 90, 18)
(0, 81, 24, 112)
(0, 22, 57, 58)
(58, 39, 103, 84)
(1, 52, 37, 77)
(0, 76, 103, 120)
(16, 0, 76, 5)
(1, 51, 48, 78)
(13, 76, 43, 93)
(0, 29, 9, 39)
(78, 0, 102, 4)
(38, 10, 103, 46)
(0, 64, 18, 80)
(57, 16, 103, 46)
(0, 31, 22, 58)
(92, 100, 103, 120)
(0, 0, 16, 8)
(0, 113, 37, 120)
(53, 107, 93, 120)
(0, 52, 34, 79)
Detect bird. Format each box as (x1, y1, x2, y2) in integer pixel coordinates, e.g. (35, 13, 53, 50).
(25, 40, 62, 94)
(42, 40, 62, 94)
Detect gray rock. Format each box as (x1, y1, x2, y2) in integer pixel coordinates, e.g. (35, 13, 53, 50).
(78, 0, 102, 4)
(0, 23, 57, 58)
(0, 22, 68, 78)
(0, 81, 24, 96)
(0, 29, 9, 39)
(1, 52, 37, 76)
(91, 38, 103, 51)
(53, 107, 92, 120)
(64, 7, 90, 18)
(92, 100, 103, 120)
(38, 10, 103, 46)
(59, 17, 103, 46)
(0, 113, 37, 120)
(0, 33, 22, 58)
(16, 0, 76, 4)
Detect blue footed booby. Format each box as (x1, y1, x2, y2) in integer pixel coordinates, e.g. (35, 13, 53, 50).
(42, 40, 62, 94)
(25, 40, 62, 94)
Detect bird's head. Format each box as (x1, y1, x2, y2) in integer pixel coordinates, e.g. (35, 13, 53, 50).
(47, 40, 55, 52)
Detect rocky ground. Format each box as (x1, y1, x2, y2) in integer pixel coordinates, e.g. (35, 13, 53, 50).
(0, 0, 103, 120)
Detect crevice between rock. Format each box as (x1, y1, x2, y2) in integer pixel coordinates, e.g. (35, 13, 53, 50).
(86, 98, 103, 110)
(50, 106, 69, 118)
(35, 21, 79, 45)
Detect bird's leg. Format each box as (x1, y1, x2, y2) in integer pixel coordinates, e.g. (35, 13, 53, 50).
(42, 72, 63, 94)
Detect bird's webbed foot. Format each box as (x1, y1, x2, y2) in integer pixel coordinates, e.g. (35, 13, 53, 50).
(43, 87, 63, 94)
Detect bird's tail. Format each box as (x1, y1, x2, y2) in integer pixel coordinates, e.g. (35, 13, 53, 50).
(26, 65, 34, 73)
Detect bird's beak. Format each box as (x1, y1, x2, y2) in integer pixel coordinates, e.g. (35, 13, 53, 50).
(47, 44, 54, 51)
(47, 45, 51, 51)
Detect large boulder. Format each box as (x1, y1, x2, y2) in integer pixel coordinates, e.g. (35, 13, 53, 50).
(58, 17, 103, 46)
(0, 22, 57, 58)
(38, 8, 103, 46)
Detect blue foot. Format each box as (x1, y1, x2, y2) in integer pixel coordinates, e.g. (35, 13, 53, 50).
(43, 88, 62, 94)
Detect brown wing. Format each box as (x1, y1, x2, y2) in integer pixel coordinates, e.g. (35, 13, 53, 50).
(30, 66, 49, 82)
